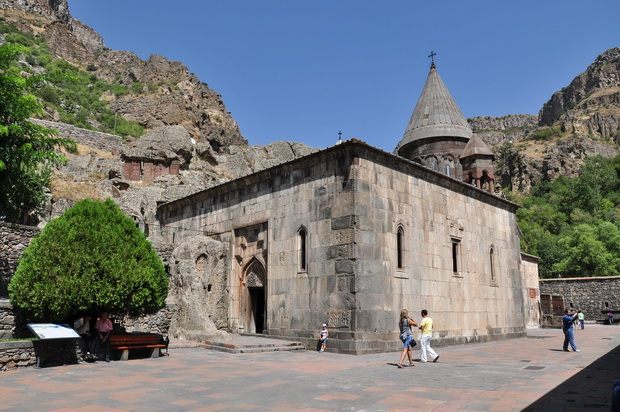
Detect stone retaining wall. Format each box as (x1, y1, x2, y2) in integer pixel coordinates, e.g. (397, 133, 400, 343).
(29, 119, 123, 154)
(0, 299, 18, 340)
(0, 223, 40, 298)
(120, 304, 175, 335)
(539, 276, 620, 324)
(0, 339, 92, 371)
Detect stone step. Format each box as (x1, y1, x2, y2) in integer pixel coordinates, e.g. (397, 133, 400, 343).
(202, 340, 305, 354)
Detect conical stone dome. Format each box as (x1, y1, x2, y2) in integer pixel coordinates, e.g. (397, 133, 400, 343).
(396, 64, 472, 157)
(461, 133, 494, 159)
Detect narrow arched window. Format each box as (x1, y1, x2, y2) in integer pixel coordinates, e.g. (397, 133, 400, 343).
(490, 246, 496, 282)
(397, 226, 405, 269)
(298, 227, 307, 271)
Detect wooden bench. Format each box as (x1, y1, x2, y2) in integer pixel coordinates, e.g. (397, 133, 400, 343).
(109, 333, 167, 361)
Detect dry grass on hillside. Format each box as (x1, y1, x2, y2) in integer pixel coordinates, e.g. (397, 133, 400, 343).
(62, 144, 116, 159)
(50, 174, 101, 202)
(519, 140, 551, 161)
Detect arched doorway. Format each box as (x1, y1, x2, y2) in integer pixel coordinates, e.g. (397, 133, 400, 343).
(243, 259, 266, 334)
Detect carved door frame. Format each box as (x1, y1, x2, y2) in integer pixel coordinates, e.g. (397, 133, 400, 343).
(241, 258, 267, 333)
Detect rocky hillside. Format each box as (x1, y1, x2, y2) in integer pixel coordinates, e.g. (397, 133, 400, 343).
(2, 1, 620, 211)
(0, 0, 245, 152)
(0, 0, 317, 228)
(470, 47, 620, 194)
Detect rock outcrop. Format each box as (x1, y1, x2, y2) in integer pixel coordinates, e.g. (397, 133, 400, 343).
(46, 120, 317, 232)
(496, 137, 620, 194)
(471, 48, 620, 193)
(539, 47, 620, 141)
(468, 115, 538, 145)
(166, 236, 230, 342)
(122, 126, 194, 166)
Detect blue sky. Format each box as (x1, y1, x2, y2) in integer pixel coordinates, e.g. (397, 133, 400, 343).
(69, 1, 619, 152)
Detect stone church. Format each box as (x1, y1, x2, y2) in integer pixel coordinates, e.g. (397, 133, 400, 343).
(155, 62, 540, 354)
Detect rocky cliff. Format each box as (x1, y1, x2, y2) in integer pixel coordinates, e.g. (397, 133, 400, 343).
(0, 0, 245, 153)
(470, 48, 620, 193)
(539, 48, 620, 133)
(0, 1, 318, 229)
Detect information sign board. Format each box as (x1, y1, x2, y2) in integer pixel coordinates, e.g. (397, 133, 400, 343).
(27, 323, 80, 340)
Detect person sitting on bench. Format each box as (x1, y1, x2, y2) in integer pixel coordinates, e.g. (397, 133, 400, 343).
(73, 315, 93, 360)
(95, 311, 113, 362)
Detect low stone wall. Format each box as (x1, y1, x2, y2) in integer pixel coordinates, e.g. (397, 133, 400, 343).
(539, 276, 620, 323)
(0, 340, 38, 371)
(29, 119, 123, 154)
(0, 339, 85, 371)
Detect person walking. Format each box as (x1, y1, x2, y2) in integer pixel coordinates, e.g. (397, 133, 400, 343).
(577, 310, 585, 330)
(419, 309, 439, 363)
(562, 309, 580, 352)
(397, 309, 417, 368)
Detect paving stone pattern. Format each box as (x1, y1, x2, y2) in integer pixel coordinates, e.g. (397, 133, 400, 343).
(0, 324, 618, 411)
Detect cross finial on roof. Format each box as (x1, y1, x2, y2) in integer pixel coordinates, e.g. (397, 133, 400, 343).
(336, 131, 343, 145)
(428, 51, 437, 69)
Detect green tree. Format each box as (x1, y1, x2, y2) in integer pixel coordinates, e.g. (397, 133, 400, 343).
(515, 154, 620, 278)
(563, 155, 619, 218)
(8, 199, 168, 321)
(0, 44, 76, 223)
(553, 223, 620, 277)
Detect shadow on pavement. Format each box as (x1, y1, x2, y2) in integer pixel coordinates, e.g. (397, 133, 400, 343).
(524, 342, 620, 411)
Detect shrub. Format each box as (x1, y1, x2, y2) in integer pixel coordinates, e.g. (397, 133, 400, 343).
(9, 199, 168, 321)
(530, 126, 562, 141)
(130, 82, 144, 94)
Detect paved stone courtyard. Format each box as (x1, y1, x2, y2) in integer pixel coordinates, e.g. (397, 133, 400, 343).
(0, 324, 618, 411)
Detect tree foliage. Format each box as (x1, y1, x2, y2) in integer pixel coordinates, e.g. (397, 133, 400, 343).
(516, 155, 620, 278)
(0, 21, 145, 140)
(9, 199, 168, 321)
(0, 43, 76, 223)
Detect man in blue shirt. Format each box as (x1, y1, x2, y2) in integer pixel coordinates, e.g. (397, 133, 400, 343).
(562, 309, 580, 352)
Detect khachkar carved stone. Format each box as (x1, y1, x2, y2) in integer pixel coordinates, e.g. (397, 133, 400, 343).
(334, 229, 353, 244)
(328, 310, 351, 328)
(447, 216, 464, 237)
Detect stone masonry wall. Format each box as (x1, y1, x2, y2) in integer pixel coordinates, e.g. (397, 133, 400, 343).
(0, 299, 17, 340)
(0, 339, 82, 372)
(0, 223, 40, 298)
(0, 341, 38, 371)
(120, 304, 174, 335)
(30, 119, 123, 154)
(539, 276, 620, 321)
